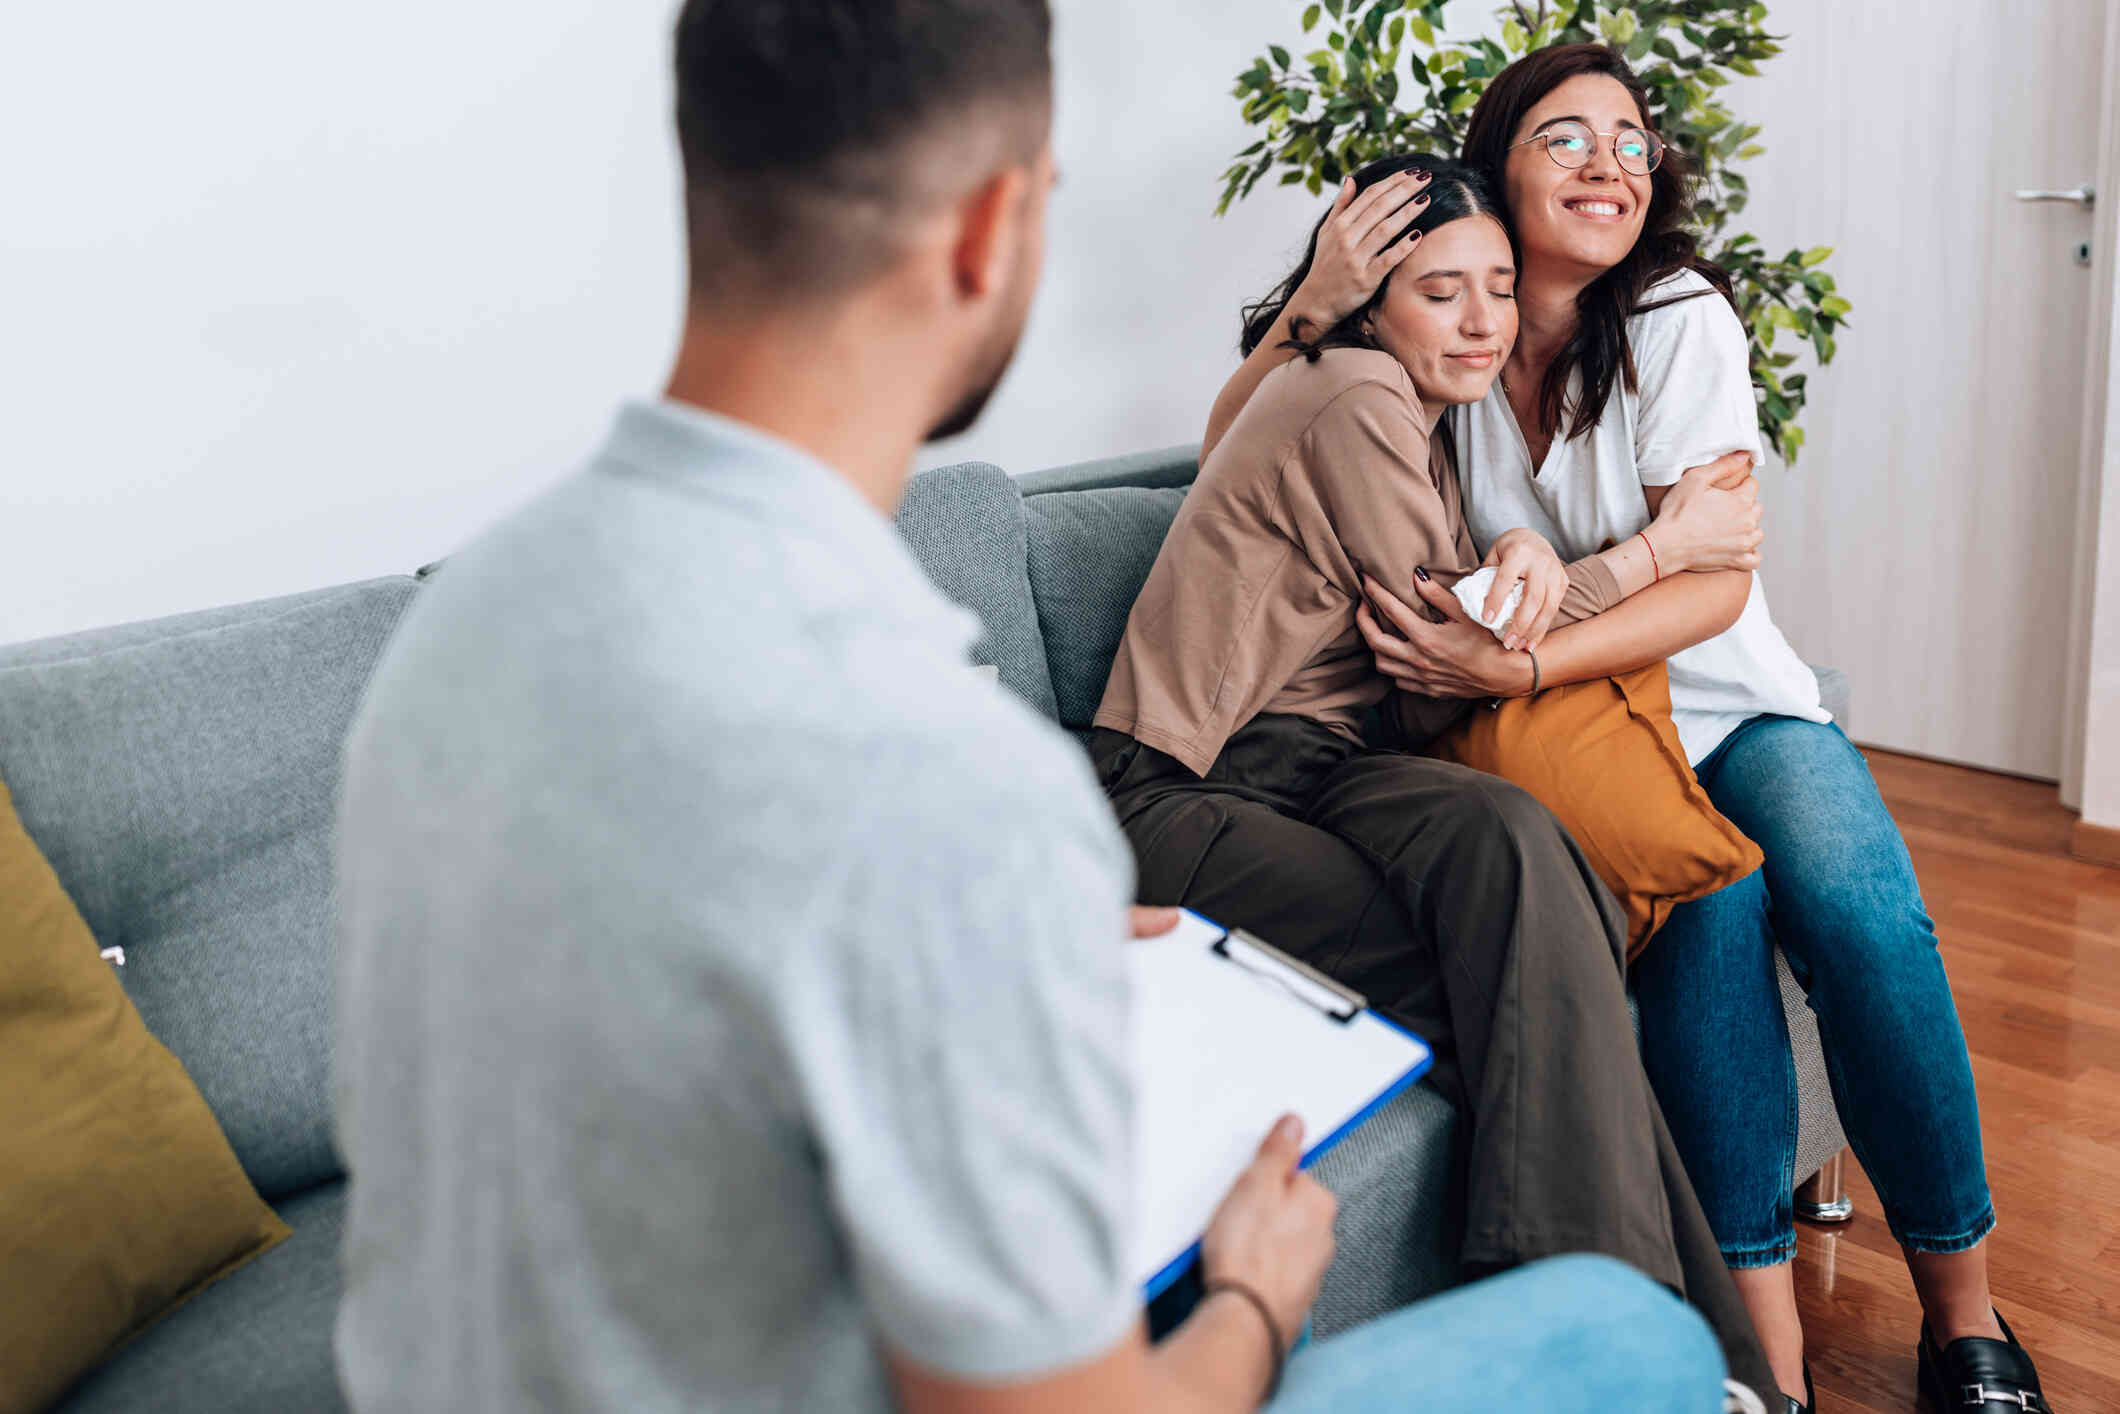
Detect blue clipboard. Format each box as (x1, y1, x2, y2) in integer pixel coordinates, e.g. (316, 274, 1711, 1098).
(1132, 911, 1434, 1301)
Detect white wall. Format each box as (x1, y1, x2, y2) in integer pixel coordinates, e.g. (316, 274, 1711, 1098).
(3, 1, 685, 645)
(2, 0, 1333, 645)
(921, 1, 1334, 476)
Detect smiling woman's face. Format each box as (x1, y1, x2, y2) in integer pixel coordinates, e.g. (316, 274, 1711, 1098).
(1503, 73, 1655, 279)
(1368, 212, 1517, 408)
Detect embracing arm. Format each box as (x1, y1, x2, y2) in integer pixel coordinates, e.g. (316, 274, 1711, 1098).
(1464, 448, 1762, 650)
(1356, 451, 1762, 701)
(1531, 564, 1751, 687)
(1528, 468, 1758, 684)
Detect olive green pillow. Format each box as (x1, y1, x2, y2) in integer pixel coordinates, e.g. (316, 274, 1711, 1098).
(0, 775, 289, 1413)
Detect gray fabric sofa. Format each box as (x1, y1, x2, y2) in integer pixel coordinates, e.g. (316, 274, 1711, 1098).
(5, 445, 1846, 1412)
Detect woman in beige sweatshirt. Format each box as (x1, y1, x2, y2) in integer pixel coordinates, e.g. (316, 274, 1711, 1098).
(1089, 155, 1777, 1398)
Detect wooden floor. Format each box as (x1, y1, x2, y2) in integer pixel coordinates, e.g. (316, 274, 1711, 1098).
(1793, 748, 2120, 1413)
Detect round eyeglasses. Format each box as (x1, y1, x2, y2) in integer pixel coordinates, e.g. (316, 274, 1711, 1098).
(1512, 120, 1663, 176)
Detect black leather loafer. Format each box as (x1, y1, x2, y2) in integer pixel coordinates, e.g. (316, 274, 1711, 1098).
(1919, 1310, 2051, 1412)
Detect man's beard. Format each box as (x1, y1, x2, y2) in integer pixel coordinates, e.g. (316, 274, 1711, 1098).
(924, 371, 1004, 442)
(924, 289, 1030, 443)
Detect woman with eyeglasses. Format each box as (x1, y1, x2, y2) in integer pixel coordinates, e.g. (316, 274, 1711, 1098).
(1205, 41, 2046, 1414)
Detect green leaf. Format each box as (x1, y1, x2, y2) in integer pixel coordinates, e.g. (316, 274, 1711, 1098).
(1389, 14, 1406, 45)
(1802, 245, 1834, 266)
(1302, 3, 1321, 32)
(1819, 295, 1852, 319)
(1270, 44, 1290, 68)
(1323, 0, 1342, 16)
(1408, 13, 1435, 44)
(1601, 8, 1639, 46)
(1502, 17, 1528, 50)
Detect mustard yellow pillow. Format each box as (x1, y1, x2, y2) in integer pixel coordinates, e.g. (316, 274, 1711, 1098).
(0, 774, 288, 1414)
(1427, 663, 1762, 958)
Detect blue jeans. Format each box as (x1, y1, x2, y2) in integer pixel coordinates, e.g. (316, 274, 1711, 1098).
(1270, 1255, 1724, 1412)
(1633, 716, 1994, 1267)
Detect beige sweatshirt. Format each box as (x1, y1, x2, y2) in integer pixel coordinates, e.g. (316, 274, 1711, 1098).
(1094, 347, 1620, 776)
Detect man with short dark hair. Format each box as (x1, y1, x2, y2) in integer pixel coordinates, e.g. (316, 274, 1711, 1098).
(332, 3, 1730, 1410)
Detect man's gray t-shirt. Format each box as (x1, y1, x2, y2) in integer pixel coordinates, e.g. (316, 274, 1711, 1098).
(334, 402, 1140, 1411)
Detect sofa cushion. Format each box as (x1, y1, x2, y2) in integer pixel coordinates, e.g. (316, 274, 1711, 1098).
(1016, 443, 1200, 496)
(52, 1180, 349, 1414)
(0, 577, 419, 1200)
(1814, 665, 1850, 728)
(1021, 485, 1187, 730)
(895, 461, 1058, 719)
(2, 772, 290, 1414)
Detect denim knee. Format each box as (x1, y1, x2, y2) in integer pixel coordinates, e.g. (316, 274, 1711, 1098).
(1525, 1256, 1724, 1402)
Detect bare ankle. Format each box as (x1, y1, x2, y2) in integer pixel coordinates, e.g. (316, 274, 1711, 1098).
(1929, 1304, 2005, 1346)
(1726, 1263, 1806, 1404)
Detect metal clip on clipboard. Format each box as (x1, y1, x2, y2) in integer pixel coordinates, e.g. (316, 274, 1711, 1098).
(1209, 927, 1366, 1024)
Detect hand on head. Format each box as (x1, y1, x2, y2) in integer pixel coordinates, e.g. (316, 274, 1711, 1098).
(1291, 171, 1434, 331)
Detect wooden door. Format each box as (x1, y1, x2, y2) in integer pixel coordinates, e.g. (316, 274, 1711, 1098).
(1735, 0, 2110, 777)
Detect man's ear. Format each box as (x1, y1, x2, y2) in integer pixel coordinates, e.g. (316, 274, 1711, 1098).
(949, 166, 1029, 300)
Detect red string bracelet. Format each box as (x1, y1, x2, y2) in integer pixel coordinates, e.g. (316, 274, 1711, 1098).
(1640, 529, 1662, 581)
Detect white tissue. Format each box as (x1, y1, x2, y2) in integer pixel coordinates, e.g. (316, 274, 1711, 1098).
(1451, 566, 1521, 642)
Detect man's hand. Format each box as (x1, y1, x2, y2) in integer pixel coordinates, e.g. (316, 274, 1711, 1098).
(1199, 1115, 1338, 1357)
(1129, 906, 1180, 939)
(1479, 528, 1571, 651)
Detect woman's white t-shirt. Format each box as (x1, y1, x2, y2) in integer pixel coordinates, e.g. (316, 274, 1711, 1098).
(1451, 268, 1829, 764)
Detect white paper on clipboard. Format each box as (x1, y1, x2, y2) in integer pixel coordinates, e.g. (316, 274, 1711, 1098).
(1129, 909, 1432, 1296)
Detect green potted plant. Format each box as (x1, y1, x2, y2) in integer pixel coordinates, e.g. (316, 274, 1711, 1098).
(1218, 0, 1848, 464)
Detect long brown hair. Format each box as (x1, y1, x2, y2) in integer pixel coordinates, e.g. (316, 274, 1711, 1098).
(1461, 42, 1734, 444)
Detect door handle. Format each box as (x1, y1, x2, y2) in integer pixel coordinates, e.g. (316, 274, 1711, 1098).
(2013, 184, 2095, 209)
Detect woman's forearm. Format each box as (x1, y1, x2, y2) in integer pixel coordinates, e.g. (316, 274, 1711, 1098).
(1202, 310, 1311, 461)
(1586, 534, 1660, 603)
(1534, 568, 1751, 687)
